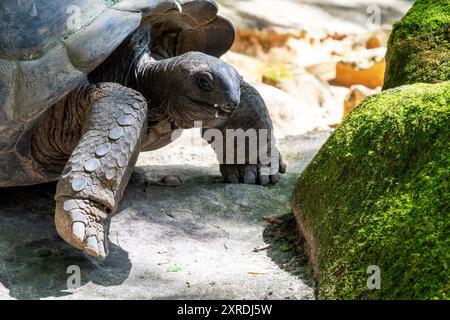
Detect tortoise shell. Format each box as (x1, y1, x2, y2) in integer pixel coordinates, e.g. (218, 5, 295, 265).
(0, 0, 179, 123)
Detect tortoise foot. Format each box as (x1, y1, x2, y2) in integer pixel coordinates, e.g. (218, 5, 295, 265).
(55, 197, 110, 260)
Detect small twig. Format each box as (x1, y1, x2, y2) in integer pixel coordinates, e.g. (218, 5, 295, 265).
(253, 244, 271, 252)
(165, 212, 175, 219)
(248, 272, 267, 276)
(276, 232, 290, 240)
(157, 259, 170, 265)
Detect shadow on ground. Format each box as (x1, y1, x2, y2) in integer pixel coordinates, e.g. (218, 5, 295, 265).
(262, 214, 315, 291)
(0, 132, 330, 299)
(0, 167, 313, 299)
(0, 183, 131, 300)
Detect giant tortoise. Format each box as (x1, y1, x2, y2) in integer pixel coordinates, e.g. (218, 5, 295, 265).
(0, 0, 285, 259)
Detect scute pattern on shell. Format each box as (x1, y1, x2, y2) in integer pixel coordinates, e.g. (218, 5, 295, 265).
(0, 0, 237, 187)
(0, 0, 177, 124)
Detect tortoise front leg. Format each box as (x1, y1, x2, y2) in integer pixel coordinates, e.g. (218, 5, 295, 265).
(204, 81, 286, 185)
(55, 83, 147, 259)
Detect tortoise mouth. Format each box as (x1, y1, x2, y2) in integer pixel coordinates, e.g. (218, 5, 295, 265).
(181, 95, 236, 119)
(219, 103, 237, 114)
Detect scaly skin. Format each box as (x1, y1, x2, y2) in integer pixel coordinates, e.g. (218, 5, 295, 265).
(54, 83, 147, 259)
(203, 81, 286, 185)
(29, 28, 284, 259)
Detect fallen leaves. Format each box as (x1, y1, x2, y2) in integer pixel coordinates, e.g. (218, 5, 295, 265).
(166, 266, 182, 273)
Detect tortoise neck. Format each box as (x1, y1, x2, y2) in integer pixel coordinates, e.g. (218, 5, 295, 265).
(136, 55, 175, 102)
(88, 27, 155, 90)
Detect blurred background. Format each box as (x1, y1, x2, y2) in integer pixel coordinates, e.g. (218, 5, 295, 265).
(218, 0, 414, 136)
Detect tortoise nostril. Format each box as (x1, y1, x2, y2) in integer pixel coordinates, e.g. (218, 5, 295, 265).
(224, 91, 240, 108)
(230, 98, 239, 108)
(222, 103, 237, 113)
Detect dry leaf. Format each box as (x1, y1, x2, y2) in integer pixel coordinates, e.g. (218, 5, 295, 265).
(253, 244, 271, 252)
(248, 272, 267, 275)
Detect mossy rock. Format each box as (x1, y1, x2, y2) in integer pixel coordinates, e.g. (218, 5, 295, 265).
(292, 82, 450, 299)
(383, 0, 450, 89)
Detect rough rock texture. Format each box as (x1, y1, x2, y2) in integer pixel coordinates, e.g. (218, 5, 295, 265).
(0, 130, 331, 299)
(292, 82, 450, 299)
(383, 0, 450, 89)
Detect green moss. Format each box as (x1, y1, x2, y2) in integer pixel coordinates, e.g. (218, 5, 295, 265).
(383, 0, 450, 89)
(292, 82, 450, 299)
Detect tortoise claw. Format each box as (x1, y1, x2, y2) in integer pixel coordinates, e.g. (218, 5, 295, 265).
(55, 198, 109, 260)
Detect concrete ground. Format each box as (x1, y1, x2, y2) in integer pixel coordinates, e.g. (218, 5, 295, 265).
(0, 131, 330, 300)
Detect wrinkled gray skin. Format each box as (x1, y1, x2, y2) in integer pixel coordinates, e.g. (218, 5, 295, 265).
(24, 27, 285, 259)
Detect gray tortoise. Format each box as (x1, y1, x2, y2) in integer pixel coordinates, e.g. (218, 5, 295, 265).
(0, 0, 285, 259)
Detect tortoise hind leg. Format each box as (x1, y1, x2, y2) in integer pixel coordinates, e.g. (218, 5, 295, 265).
(55, 83, 147, 259)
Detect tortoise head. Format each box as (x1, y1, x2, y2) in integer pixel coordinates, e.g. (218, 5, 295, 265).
(148, 52, 242, 129)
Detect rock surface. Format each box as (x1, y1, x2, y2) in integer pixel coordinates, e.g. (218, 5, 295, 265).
(292, 82, 450, 299)
(383, 0, 450, 89)
(0, 129, 330, 299)
(291, 1, 449, 300)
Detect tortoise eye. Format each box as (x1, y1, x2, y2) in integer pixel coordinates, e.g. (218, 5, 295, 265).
(196, 74, 213, 92)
